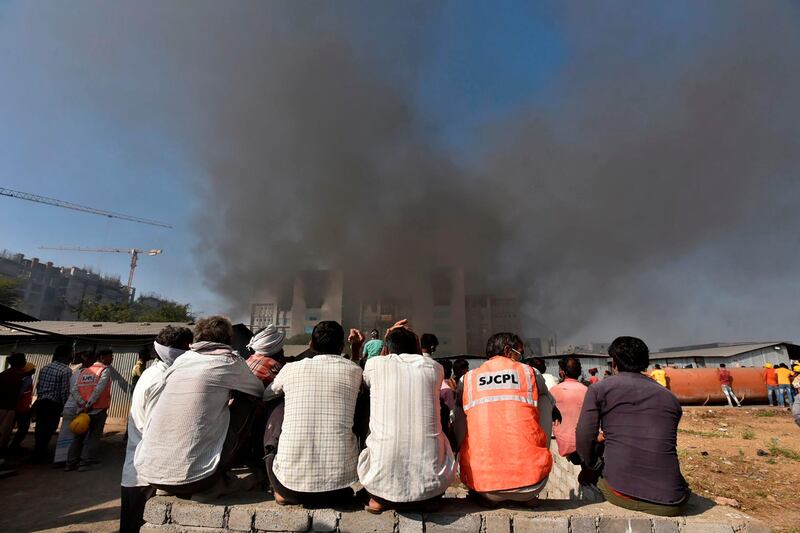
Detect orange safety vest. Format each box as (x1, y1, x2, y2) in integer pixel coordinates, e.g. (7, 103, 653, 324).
(459, 356, 553, 492)
(77, 363, 111, 410)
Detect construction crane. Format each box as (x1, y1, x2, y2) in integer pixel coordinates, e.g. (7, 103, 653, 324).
(1, 187, 172, 228)
(39, 246, 163, 302)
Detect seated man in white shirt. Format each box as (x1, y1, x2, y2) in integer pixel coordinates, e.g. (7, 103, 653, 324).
(135, 316, 264, 500)
(120, 325, 193, 533)
(358, 325, 456, 513)
(265, 320, 367, 506)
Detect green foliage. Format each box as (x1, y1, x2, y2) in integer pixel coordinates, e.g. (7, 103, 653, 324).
(79, 298, 193, 322)
(0, 276, 21, 307)
(755, 410, 776, 418)
(678, 428, 731, 439)
(742, 428, 755, 440)
(768, 438, 800, 462)
(286, 332, 311, 345)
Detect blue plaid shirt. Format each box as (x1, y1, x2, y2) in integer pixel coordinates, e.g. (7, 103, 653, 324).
(35, 361, 72, 405)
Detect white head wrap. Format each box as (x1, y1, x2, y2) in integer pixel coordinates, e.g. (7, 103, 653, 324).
(154, 341, 186, 367)
(247, 324, 285, 356)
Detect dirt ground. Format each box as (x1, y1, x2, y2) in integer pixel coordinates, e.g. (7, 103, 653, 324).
(0, 421, 126, 533)
(678, 406, 800, 531)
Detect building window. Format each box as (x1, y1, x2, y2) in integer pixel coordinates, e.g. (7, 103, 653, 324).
(304, 326, 314, 334)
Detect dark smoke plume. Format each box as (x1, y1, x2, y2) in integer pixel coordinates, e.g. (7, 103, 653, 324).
(6, 1, 800, 346)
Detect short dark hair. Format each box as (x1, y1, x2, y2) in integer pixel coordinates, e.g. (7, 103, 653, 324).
(528, 357, 546, 374)
(608, 336, 649, 373)
(440, 359, 453, 379)
(654, 364, 661, 369)
(420, 333, 438, 351)
(453, 358, 469, 377)
(370, 329, 380, 338)
(311, 321, 345, 354)
(8, 352, 25, 368)
(80, 351, 97, 366)
(559, 356, 582, 379)
(486, 332, 523, 358)
(588, 368, 597, 375)
(53, 344, 73, 363)
(386, 328, 418, 354)
(156, 325, 194, 350)
(194, 315, 233, 345)
(779, 363, 788, 369)
(719, 363, 726, 368)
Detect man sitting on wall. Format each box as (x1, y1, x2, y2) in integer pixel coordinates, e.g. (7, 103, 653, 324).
(358, 323, 456, 513)
(264, 321, 367, 506)
(576, 336, 690, 516)
(454, 332, 553, 507)
(136, 316, 264, 500)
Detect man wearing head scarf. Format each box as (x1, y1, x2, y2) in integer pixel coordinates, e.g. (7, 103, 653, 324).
(120, 325, 193, 533)
(246, 324, 285, 386)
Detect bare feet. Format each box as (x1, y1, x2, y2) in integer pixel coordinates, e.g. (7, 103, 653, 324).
(365, 497, 386, 514)
(273, 489, 291, 506)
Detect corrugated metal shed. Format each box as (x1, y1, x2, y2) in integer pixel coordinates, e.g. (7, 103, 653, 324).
(0, 320, 194, 338)
(651, 342, 784, 360)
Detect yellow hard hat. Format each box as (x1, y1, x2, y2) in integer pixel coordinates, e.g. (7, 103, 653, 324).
(22, 362, 35, 373)
(69, 413, 91, 435)
(764, 363, 773, 369)
(793, 365, 800, 372)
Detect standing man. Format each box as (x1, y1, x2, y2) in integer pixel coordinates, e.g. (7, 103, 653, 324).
(0, 353, 27, 450)
(31, 344, 73, 463)
(763, 363, 779, 406)
(454, 332, 553, 506)
(265, 321, 366, 506)
(576, 337, 690, 516)
(717, 364, 741, 407)
(588, 368, 600, 385)
(550, 357, 589, 463)
(130, 347, 152, 393)
(649, 364, 667, 388)
(358, 324, 456, 513)
(452, 358, 469, 388)
(775, 363, 795, 406)
(362, 329, 384, 360)
(420, 333, 439, 357)
(8, 362, 36, 452)
(64, 350, 113, 471)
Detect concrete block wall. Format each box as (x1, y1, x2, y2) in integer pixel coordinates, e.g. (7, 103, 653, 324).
(142, 497, 769, 533)
(539, 440, 603, 502)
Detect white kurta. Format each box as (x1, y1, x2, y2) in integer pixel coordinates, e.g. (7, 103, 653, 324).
(121, 361, 169, 487)
(134, 350, 263, 485)
(357, 353, 456, 502)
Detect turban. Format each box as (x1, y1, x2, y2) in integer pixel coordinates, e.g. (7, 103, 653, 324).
(154, 341, 186, 367)
(248, 324, 285, 356)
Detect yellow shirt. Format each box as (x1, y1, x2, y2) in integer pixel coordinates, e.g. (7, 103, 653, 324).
(650, 369, 667, 387)
(775, 367, 793, 385)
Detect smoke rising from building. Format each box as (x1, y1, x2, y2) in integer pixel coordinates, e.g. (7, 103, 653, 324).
(3, 1, 799, 346)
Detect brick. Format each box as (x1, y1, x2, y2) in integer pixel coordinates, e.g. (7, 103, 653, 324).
(397, 512, 424, 533)
(652, 519, 680, 533)
(338, 511, 395, 533)
(514, 515, 569, 533)
(173, 528, 227, 533)
(141, 526, 179, 533)
(143, 498, 171, 525)
(227, 505, 255, 531)
(254, 507, 311, 532)
(570, 516, 598, 533)
(682, 523, 734, 533)
(743, 521, 772, 533)
(169, 501, 226, 528)
(425, 513, 481, 533)
(483, 513, 511, 533)
(598, 517, 652, 533)
(311, 509, 339, 532)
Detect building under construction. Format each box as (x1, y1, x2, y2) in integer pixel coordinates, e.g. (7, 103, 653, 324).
(250, 268, 521, 355)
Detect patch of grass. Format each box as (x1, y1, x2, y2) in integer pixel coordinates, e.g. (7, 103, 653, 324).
(742, 428, 756, 440)
(768, 438, 800, 461)
(738, 448, 745, 457)
(678, 428, 731, 439)
(767, 458, 777, 465)
(755, 410, 776, 418)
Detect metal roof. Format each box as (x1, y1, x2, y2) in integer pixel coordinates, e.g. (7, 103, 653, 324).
(650, 342, 793, 360)
(0, 320, 195, 338)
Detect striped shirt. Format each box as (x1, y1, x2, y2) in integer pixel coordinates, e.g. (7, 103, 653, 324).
(268, 354, 363, 493)
(358, 354, 456, 502)
(35, 361, 72, 404)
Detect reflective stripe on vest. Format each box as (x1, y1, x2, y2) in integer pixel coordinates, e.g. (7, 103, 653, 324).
(464, 362, 537, 411)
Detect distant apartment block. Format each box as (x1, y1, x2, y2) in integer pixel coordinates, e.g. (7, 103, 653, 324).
(0, 251, 129, 320)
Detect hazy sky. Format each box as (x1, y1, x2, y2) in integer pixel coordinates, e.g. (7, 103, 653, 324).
(1, 1, 798, 349)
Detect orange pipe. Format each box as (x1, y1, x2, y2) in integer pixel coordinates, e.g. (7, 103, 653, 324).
(661, 368, 768, 404)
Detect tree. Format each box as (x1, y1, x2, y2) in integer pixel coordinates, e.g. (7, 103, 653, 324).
(0, 276, 21, 308)
(79, 298, 193, 322)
